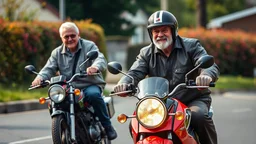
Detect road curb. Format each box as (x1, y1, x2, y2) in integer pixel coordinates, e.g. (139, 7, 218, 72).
(0, 100, 47, 114)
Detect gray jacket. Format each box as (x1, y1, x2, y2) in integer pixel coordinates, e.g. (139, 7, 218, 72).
(37, 38, 106, 90)
(119, 36, 220, 104)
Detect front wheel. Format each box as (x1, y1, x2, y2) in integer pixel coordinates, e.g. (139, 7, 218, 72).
(52, 115, 70, 144)
(99, 137, 111, 144)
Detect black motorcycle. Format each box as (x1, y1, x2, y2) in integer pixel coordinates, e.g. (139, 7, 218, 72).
(25, 50, 115, 144)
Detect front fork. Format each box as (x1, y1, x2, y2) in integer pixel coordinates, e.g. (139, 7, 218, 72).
(49, 85, 77, 143)
(69, 86, 76, 142)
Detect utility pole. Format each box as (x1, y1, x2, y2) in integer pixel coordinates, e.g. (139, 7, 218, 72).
(161, 0, 168, 10)
(59, 0, 65, 21)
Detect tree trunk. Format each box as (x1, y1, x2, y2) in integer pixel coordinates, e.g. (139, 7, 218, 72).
(196, 0, 207, 28)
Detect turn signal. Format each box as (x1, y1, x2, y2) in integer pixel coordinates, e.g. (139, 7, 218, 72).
(175, 111, 184, 120)
(39, 97, 46, 104)
(117, 114, 127, 123)
(74, 89, 81, 96)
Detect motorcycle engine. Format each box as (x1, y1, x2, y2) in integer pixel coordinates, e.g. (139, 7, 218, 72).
(89, 124, 101, 141)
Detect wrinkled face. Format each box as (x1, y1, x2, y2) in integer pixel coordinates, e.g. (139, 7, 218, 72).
(60, 28, 79, 51)
(152, 26, 173, 50)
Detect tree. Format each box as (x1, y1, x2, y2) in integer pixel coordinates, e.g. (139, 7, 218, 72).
(46, 0, 159, 36)
(196, 0, 207, 28)
(184, 0, 247, 28)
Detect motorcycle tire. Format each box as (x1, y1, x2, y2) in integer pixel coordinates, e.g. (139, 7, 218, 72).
(52, 115, 70, 144)
(100, 138, 111, 144)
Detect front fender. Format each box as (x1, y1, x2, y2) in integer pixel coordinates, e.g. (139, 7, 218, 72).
(51, 110, 67, 117)
(136, 136, 173, 144)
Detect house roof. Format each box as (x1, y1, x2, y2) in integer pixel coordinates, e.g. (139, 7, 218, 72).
(207, 6, 256, 28)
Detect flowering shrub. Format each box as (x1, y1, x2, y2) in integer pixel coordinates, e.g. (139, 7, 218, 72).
(0, 19, 106, 85)
(179, 28, 256, 77)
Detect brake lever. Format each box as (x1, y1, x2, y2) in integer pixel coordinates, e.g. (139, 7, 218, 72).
(109, 90, 133, 96)
(186, 80, 215, 88)
(28, 80, 50, 90)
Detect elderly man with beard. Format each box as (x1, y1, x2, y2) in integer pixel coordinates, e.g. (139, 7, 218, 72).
(113, 10, 219, 144)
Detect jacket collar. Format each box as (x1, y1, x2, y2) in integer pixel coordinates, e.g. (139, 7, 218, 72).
(61, 38, 82, 54)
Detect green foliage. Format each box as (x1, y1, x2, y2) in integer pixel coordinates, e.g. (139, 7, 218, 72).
(169, 0, 196, 28)
(175, 0, 247, 26)
(45, 0, 159, 36)
(216, 75, 255, 90)
(135, 0, 160, 15)
(206, 0, 246, 20)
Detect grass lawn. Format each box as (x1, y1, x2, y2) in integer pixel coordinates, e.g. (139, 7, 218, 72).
(216, 75, 255, 90)
(0, 75, 255, 102)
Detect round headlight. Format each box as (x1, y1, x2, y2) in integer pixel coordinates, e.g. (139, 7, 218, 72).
(48, 85, 65, 103)
(136, 97, 167, 129)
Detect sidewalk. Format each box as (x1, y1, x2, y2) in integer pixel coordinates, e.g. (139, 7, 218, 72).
(0, 83, 255, 114)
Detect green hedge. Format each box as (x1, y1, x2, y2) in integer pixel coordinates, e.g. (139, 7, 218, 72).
(127, 28, 256, 77)
(0, 19, 107, 85)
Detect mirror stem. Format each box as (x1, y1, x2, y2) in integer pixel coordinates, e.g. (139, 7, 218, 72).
(79, 59, 89, 71)
(185, 64, 200, 82)
(119, 70, 135, 84)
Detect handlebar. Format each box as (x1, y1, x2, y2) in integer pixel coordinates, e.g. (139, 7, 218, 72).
(28, 80, 50, 90)
(109, 90, 133, 96)
(28, 72, 100, 90)
(66, 72, 100, 83)
(186, 80, 215, 88)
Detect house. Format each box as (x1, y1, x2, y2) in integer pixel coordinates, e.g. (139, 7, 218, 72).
(0, 0, 60, 22)
(207, 6, 256, 33)
(121, 9, 151, 45)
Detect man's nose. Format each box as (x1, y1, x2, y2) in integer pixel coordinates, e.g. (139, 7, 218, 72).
(158, 31, 165, 36)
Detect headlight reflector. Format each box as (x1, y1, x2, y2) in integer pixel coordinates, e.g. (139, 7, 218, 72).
(48, 85, 65, 103)
(136, 97, 167, 129)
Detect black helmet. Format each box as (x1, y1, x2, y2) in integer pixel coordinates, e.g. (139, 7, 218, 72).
(147, 10, 178, 42)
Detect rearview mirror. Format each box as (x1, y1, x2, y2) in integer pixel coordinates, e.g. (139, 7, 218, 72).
(195, 55, 214, 69)
(107, 61, 122, 75)
(24, 65, 36, 74)
(87, 50, 98, 61)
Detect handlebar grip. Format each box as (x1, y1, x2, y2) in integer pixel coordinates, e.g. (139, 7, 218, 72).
(188, 81, 215, 87)
(209, 82, 215, 87)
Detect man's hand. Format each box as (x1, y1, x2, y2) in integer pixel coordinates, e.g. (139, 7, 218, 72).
(87, 66, 99, 75)
(31, 77, 42, 87)
(196, 75, 212, 86)
(114, 83, 129, 97)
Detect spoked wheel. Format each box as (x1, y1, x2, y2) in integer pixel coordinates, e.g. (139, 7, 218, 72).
(52, 115, 71, 144)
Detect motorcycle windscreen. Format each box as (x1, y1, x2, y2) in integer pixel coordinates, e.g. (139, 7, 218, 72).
(137, 77, 169, 99)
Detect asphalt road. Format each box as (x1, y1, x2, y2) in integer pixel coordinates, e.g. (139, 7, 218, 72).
(0, 93, 256, 144)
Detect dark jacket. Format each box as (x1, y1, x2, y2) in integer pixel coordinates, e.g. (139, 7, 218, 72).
(118, 36, 220, 105)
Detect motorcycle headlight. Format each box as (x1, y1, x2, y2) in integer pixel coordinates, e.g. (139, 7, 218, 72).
(48, 85, 65, 103)
(136, 97, 167, 129)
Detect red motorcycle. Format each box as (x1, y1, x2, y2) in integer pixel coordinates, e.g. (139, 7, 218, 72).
(107, 55, 215, 144)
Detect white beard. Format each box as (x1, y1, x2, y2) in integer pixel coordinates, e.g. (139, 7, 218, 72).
(153, 36, 173, 50)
